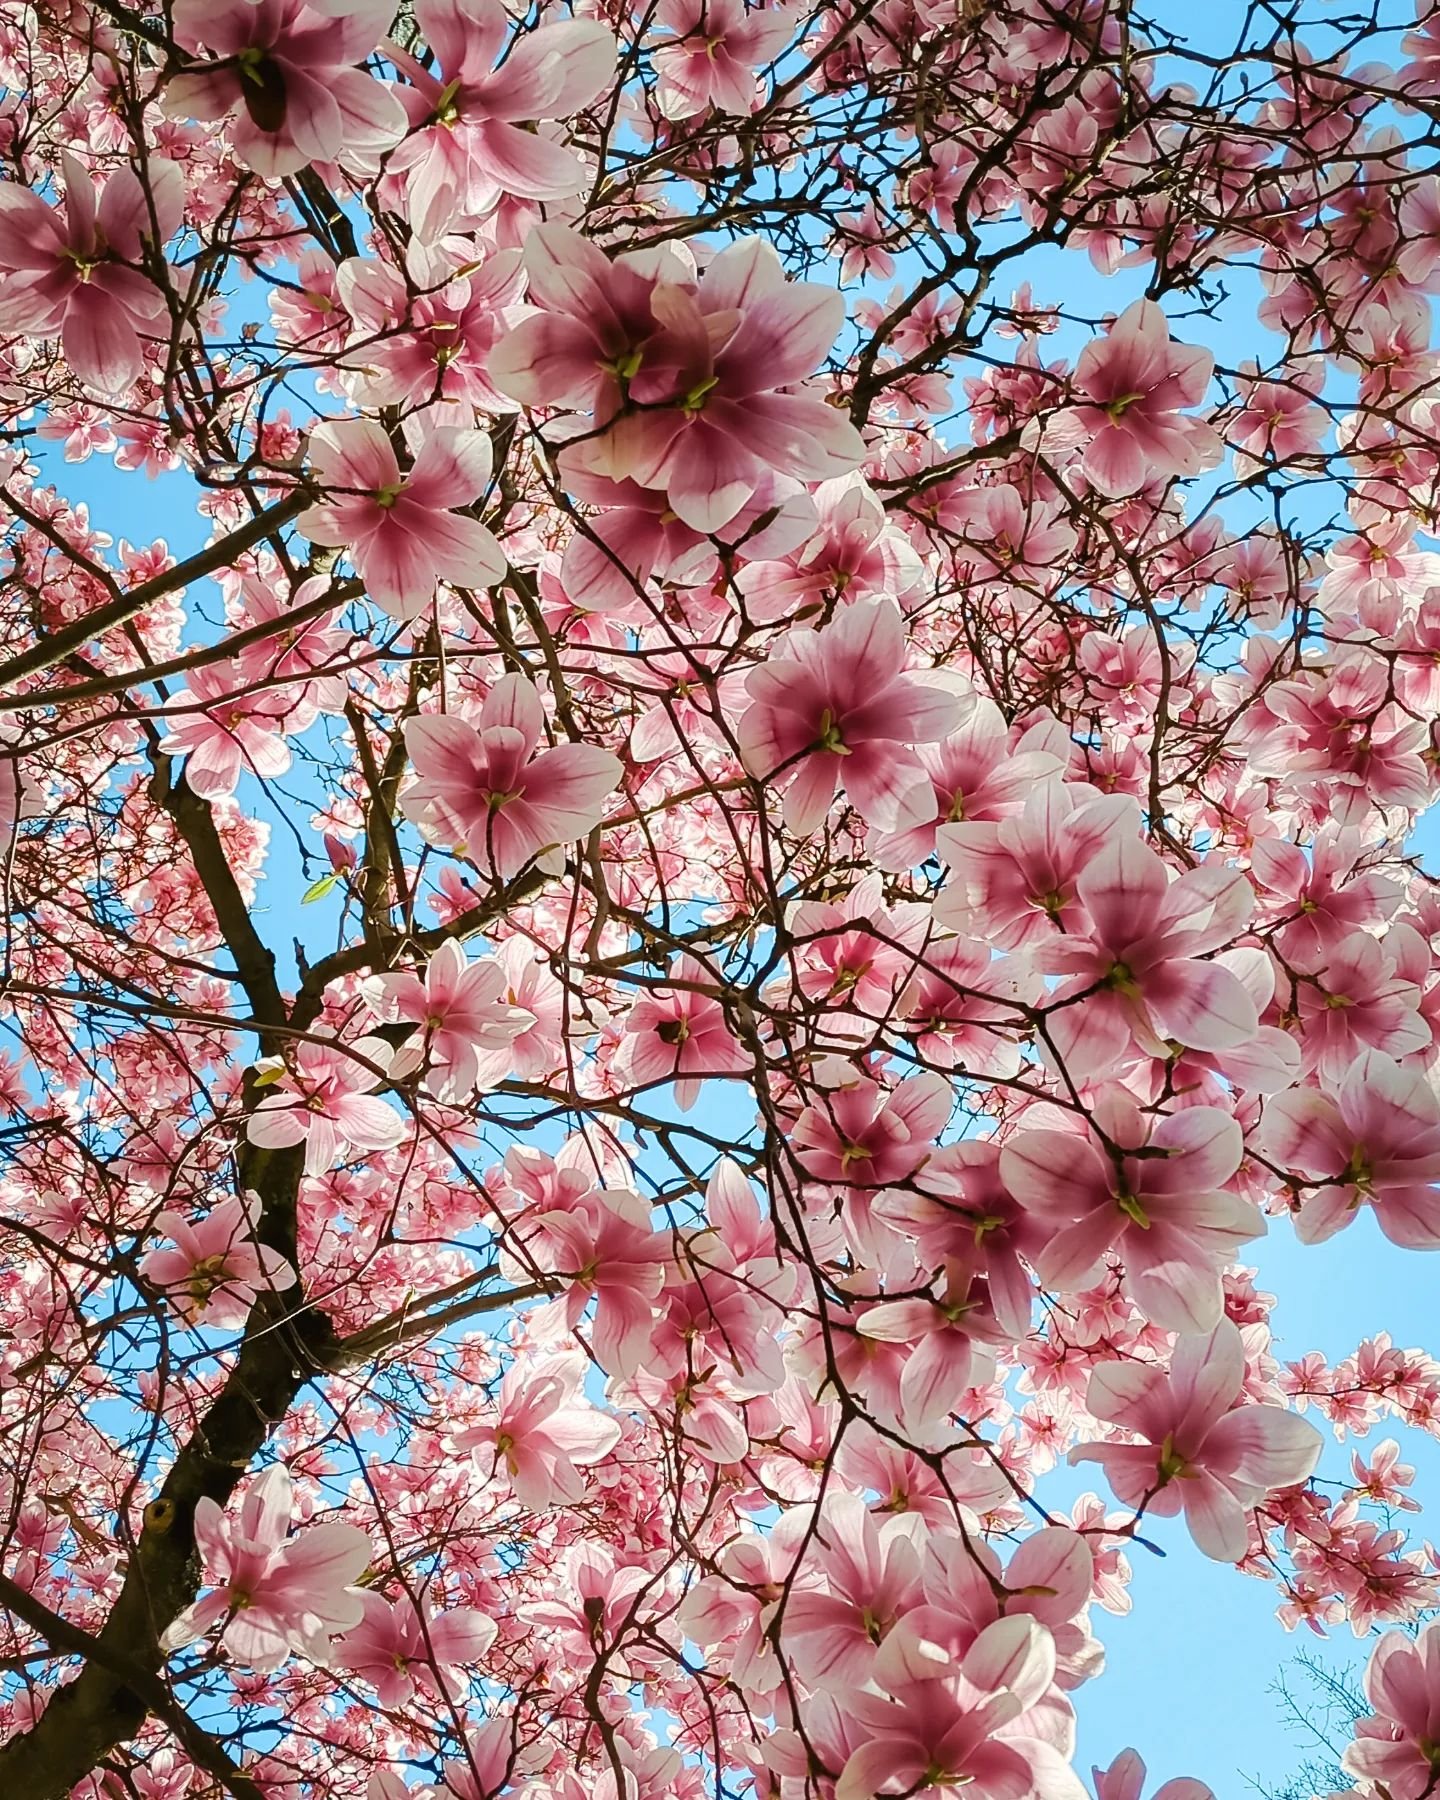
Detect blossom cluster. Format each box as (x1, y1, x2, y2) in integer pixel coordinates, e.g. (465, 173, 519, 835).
(5, 0, 1440, 1797)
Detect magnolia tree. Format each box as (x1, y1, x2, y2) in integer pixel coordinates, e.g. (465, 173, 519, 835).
(9, 0, 1440, 1795)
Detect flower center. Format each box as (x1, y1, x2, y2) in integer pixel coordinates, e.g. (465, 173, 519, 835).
(815, 708, 848, 755)
(236, 46, 289, 133)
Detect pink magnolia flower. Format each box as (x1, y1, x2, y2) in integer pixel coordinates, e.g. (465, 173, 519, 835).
(735, 471, 924, 625)
(878, 1140, 1044, 1338)
(649, 0, 795, 120)
(1259, 653, 1433, 827)
(833, 204, 898, 284)
(0, 152, 182, 393)
(247, 1036, 405, 1176)
(1092, 1749, 1213, 1800)
(491, 228, 866, 532)
(440, 1717, 530, 1800)
(1078, 626, 1191, 728)
(362, 939, 533, 1100)
(386, 0, 617, 240)
(1350, 1438, 1420, 1511)
(619, 954, 750, 1108)
(1255, 1049, 1440, 1247)
(835, 1617, 1085, 1800)
(1343, 1622, 1440, 1798)
(337, 249, 526, 414)
(298, 421, 505, 619)
(678, 1508, 813, 1700)
(140, 1192, 295, 1328)
(999, 1098, 1259, 1335)
(856, 1259, 1008, 1431)
(1292, 930, 1431, 1083)
(495, 938, 570, 1078)
(158, 659, 295, 799)
(401, 675, 622, 879)
(783, 1494, 925, 1693)
(1248, 826, 1402, 971)
(456, 1354, 622, 1506)
(1317, 520, 1440, 634)
(163, 1464, 372, 1671)
(935, 785, 1141, 950)
(737, 598, 961, 835)
(787, 873, 929, 1039)
(337, 1591, 497, 1707)
(791, 1071, 952, 1190)
(559, 467, 814, 614)
(1037, 832, 1260, 1078)
(1069, 299, 1222, 497)
(897, 936, 1038, 1079)
(1070, 1319, 1322, 1562)
(1226, 366, 1326, 473)
(514, 1189, 668, 1377)
(234, 573, 352, 714)
(163, 0, 406, 179)
(869, 696, 1066, 874)
(877, 1524, 1098, 1696)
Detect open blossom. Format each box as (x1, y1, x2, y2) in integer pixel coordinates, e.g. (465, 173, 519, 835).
(247, 1036, 405, 1175)
(1256, 1049, 1440, 1247)
(140, 1192, 295, 1327)
(0, 152, 182, 393)
(1069, 298, 1223, 496)
(164, 1465, 372, 1671)
(1070, 1319, 1322, 1562)
(1000, 1097, 1259, 1335)
(455, 1353, 622, 1507)
(835, 1617, 1086, 1800)
(490, 228, 866, 531)
(438, 1718, 532, 1800)
(737, 598, 961, 835)
(1037, 831, 1260, 1078)
(791, 1072, 952, 1190)
(1258, 653, 1433, 827)
(736, 470, 925, 625)
(362, 939, 533, 1100)
(1343, 1622, 1440, 1797)
(337, 1592, 497, 1707)
(869, 694, 1066, 873)
(386, 0, 617, 240)
(781, 1494, 925, 1693)
(514, 1189, 668, 1377)
(1292, 929, 1431, 1082)
(158, 659, 294, 799)
(1248, 826, 1402, 971)
(559, 467, 815, 613)
(337, 248, 526, 414)
(401, 674, 622, 879)
(856, 1259, 1008, 1431)
(936, 785, 1141, 949)
(618, 953, 750, 1108)
(235, 574, 352, 713)
(163, 0, 406, 179)
(298, 421, 506, 619)
(1092, 1750, 1213, 1800)
(1339, 1627, 1440, 1792)
(648, 0, 795, 119)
